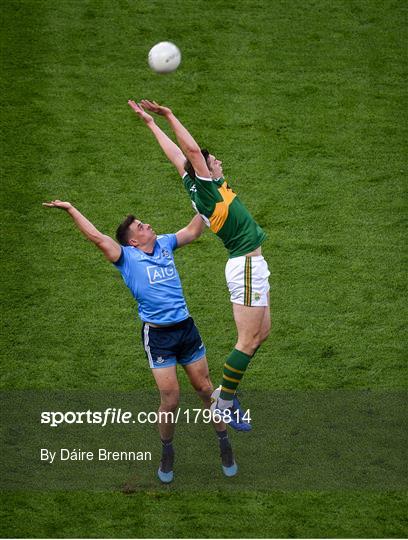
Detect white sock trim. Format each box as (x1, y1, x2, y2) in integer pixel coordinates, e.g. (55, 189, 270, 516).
(218, 398, 233, 410)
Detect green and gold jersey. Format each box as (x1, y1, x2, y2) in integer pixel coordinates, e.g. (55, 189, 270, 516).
(182, 173, 266, 258)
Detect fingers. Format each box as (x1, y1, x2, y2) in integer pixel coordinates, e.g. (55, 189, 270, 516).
(128, 99, 160, 113)
(129, 98, 161, 110)
(139, 99, 170, 117)
(42, 200, 65, 208)
(128, 100, 145, 114)
(128, 99, 139, 112)
(128, 99, 149, 117)
(42, 201, 59, 207)
(140, 99, 150, 110)
(140, 99, 156, 111)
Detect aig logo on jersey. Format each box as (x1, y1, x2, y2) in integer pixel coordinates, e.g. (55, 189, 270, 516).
(147, 263, 176, 284)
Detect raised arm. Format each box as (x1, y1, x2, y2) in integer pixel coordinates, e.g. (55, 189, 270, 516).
(140, 100, 211, 179)
(42, 200, 121, 262)
(175, 214, 206, 248)
(128, 100, 186, 176)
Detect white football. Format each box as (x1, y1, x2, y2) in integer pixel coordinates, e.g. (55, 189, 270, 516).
(148, 41, 181, 74)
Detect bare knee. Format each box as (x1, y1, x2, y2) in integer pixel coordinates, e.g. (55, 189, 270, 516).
(237, 328, 270, 354)
(159, 391, 179, 412)
(236, 333, 264, 356)
(254, 327, 271, 351)
(259, 324, 271, 345)
(189, 371, 213, 404)
(195, 379, 213, 402)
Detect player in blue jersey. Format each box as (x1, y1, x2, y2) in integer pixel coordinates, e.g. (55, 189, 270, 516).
(42, 200, 238, 483)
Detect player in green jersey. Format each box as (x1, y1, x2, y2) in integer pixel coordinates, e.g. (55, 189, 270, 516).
(128, 99, 271, 425)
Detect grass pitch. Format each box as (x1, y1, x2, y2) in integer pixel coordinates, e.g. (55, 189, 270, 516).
(1, 0, 407, 537)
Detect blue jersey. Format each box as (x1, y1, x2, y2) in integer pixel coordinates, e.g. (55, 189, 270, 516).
(113, 234, 190, 325)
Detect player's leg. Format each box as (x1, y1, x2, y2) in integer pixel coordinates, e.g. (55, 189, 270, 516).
(182, 355, 213, 406)
(150, 366, 179, 483)
(209, 304, 267, 418)
(233, 294, 271, 360)
(234, 302, 269, 355)
(179, 322, 238, 476)
(216, 256, 270, 408)
(217, 302, 270, 404)
(259, 292, 271, 345)
(141, 322, 180, 483)
(151, 366, 180, 441)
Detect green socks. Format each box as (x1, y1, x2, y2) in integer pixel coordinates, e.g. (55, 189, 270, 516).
(220, 348, 252, 400)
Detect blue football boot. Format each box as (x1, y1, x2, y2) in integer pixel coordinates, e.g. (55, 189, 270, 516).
(228, 395, 252, 432)
(157, 449, 174, 483)
(220, 441, 238, 477)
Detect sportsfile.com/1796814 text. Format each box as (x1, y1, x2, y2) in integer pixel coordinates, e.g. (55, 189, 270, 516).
(40, 407, 251, 427)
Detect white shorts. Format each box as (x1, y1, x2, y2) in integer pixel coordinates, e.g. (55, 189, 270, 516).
(225, 255, 270, 306)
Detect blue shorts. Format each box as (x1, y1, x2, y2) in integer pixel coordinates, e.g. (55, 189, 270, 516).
(141, 317, 206, 369)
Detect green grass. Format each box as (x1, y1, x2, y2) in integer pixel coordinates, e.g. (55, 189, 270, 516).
(1, 0, 407, 537)
(1, 491, 407, 538)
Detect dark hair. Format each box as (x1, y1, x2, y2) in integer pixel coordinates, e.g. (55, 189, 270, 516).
(116, 214, 136, 246)
(184, 148, 210, 179)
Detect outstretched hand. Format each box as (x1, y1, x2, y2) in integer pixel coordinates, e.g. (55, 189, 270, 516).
(42, 200, 73, 210)
(128, 100, 154, 124)
(140, 99, 172, 117)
